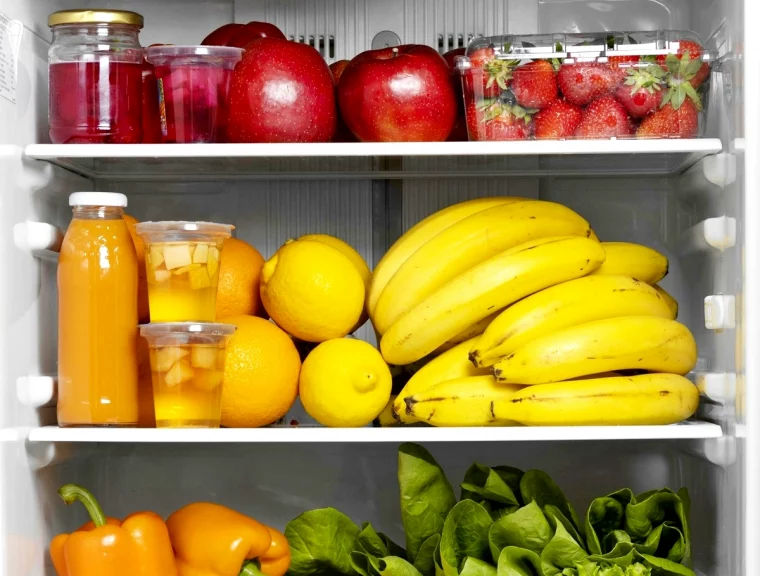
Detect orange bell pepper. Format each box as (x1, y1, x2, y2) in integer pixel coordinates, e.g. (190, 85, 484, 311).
(166, 502, 291, 576)
(49, 484, 177, 576)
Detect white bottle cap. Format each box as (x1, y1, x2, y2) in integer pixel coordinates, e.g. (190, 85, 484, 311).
(69, 192, 128, 207)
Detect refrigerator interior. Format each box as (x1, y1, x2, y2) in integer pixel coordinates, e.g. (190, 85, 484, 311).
(0, 0, 754, 575)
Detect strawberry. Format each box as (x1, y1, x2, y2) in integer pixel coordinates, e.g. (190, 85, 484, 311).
(574, 95, 632, 139)
(533, 99, 583, 139)
(614, 64, 667, 118)
(466, 47, 513, 98)
(607, 54, 640, 85)
(656, 39, 710, 88)
(558, 62, 617, 106)
(466, 98, 532, 141)
(510, 60, 558, 110)
(636, 98, 699, 138)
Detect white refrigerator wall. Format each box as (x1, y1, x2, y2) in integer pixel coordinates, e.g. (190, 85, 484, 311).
(0, 0, 750, 575)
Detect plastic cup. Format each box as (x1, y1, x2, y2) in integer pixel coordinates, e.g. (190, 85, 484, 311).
(146, 45, 244, 143)
(140, 323, 236, 428)
(135, 221, 234, 322)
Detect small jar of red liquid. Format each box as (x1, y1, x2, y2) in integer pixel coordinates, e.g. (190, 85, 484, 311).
(48, 10, 145, 144)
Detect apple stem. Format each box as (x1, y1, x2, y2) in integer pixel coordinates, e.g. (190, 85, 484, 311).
(392, 47, 399, 57)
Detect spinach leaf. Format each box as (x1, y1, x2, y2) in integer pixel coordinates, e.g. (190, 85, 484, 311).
(377, 557, 426, 576)
(540, 512, 588, 576)
(460, 557, 498, 576)
(462, 464, 524, 518)
(489, 501, 553, 561)
(496, 547, 544, 576)
(356, 523, 392, 558)
(415, 534, 441, 576)
(521, 470, 583, 538)
(351, 551, 382, 576)
(634, 554, 695, 576)
(399, 443, 457, 563)
(439, 500, 495, 576)
(286, 507, 361, 576)
(585, 489, 636, 555)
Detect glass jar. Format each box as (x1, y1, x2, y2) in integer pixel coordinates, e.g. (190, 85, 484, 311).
(48, 10, 145, 144)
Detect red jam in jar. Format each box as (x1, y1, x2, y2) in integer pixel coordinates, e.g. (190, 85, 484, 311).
(48, 10, 145, 144)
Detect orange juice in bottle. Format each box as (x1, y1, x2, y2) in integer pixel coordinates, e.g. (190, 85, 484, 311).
(58, 192, 139, 426)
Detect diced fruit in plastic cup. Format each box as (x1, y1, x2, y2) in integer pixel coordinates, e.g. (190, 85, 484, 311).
(146, 45, 244, 143)
(140, 323, 236, 428)
(135, 221, 234, 322)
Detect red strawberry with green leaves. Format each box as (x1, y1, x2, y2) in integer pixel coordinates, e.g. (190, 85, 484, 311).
(607, 54, 641, 85)
(510, 60, 558, 110)
(656, 39, 710, 88)
(614, 64, 667, 118)
(558, 62, 617, 106)
(466, 47, 513, 98)
(636, 98, 699, 138)
(466, 98, 532, 141)
(574, 95, 632, 139)
(533, 99, 582, 139)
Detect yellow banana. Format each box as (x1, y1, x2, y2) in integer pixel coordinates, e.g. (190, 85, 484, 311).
(372, 200, 593, 334)
(493, 316, 697, 385)
(470, 275, 675, 367)
(367, 197, 519, 318)
(654, 285, 678, 319)
(435, 309, 504, 354)
(374, 395, 400, 427)
(393, 337, 489, 423)
(403, 375, 523, 427)
(590, 242, 668, 284)
(380, 236, 605, 366)
(493, 373, 699, 426)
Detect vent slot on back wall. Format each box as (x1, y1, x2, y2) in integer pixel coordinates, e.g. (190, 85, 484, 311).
(234, 0, 510, 60)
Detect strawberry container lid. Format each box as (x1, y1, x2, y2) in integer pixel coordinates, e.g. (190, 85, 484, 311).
(457, 29, 714, 69)
(146, 45, 244, 66)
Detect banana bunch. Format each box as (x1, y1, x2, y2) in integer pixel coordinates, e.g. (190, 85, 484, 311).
(377, 197, 699, 427)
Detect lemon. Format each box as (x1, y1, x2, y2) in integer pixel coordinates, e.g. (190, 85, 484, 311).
(299, 234, 371, 332)
(260, 239, 365, 342)
(300, 338, 392, 427)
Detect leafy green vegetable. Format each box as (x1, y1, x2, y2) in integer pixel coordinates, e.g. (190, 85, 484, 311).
(286, 507, 361, 576)
(489, 501, 553, 561)
(460, 557, 498, 576)
(545, 505, 585, 554)
(399, 443, 457, 563)
(414, 534, 441, 576)
(540, 512, 588, 576)
(521, 470, 583, 538)
(439, 500, 495, 576)
(635, 554, 695, 576)
(461, 464, 524, 518)
(496, 546, 544, 576)
(356, 523, 393, 558)
(585, 489, 636, 554)
(625, 490, 690, 565)
(377, 557, 426, 576)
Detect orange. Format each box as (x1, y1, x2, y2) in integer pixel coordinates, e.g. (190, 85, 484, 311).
(123, 213, 149, 323)
(216, 238, 266, 319)
(220, 315, 301, 427)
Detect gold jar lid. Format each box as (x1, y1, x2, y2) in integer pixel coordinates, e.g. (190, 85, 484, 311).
(48, 9, 144, 28)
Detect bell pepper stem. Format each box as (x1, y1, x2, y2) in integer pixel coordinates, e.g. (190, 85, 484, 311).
(240, 561, 264, 576)
(58, 484, 107, 528)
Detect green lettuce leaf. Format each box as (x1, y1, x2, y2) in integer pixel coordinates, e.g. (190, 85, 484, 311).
(462, 464, 524, 519)
(540, 512, 588, 576)
(521, 470, 583, 538)
(489, 501, 553, 561)
(439, 500, 495, 576)
(545, 505, 586, 554)
(415, 535, 441, 576)
(625, 489, 690, 565)
(460, 557, 498, 576)
(585, 489, 636, 555)
(496, 546, 544, 576)
(286, 507, 361, 576)
(399, 443, 457, 564)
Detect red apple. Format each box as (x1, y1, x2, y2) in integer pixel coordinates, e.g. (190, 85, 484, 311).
(202, 23, 244, 46)
(227, 21, 286, 48)
(228, 38, 337, 143)
(338, 45, 457, 142)
(329, 59, 350, 85)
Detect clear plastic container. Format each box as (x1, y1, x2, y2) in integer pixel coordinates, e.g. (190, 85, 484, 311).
(146, 45, 244, 143)
(48, 10, 145, 144)
(457, 30, 713, 141)
(135, 221, 234, 322)
(140, 323, 236, 428)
